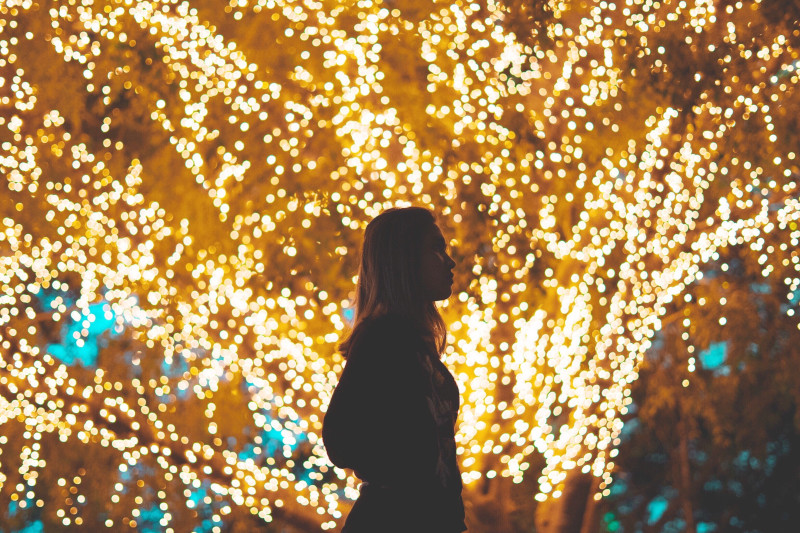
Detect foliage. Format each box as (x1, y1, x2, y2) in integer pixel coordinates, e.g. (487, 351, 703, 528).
(601, 240, 800, 532)
(1, 0, 799, 530)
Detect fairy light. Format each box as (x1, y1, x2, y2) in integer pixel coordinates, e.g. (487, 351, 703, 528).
(1, 0, 799, 529)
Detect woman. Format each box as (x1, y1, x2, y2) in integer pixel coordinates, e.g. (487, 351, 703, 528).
(323, 207, 466, 533)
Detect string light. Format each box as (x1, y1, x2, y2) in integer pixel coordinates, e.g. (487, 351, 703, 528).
(1, 0, 798, 528)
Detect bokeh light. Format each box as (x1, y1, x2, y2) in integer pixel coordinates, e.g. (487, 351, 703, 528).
(1, 0, 798, 529)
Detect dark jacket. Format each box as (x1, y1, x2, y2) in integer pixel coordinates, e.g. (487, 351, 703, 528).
(322, 314, 466, 533)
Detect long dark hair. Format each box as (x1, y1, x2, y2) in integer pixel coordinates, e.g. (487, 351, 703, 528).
(338, 206, 447, 357)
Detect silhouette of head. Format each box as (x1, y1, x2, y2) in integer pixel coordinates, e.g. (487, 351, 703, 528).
(340, 206, 454, 356)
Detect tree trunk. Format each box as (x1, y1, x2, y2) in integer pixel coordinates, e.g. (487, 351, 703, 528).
(677, 411, 696, 533)
(534, 473, 593, 533)
(578, 475, 600, 533)
(465, 475, 514, 532)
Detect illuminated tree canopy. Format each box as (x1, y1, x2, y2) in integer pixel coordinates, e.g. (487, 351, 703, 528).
(1, 0, 799, 530)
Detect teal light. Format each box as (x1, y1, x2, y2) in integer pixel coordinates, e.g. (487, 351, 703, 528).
(46, 301, 118, 367)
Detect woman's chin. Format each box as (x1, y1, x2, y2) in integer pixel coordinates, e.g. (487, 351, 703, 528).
(436, 288, 453, 301)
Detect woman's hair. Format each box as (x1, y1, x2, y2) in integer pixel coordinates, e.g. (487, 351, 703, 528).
(338, 206, 447, 357)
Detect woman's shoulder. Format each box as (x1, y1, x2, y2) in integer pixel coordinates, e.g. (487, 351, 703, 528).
(356, 312, 418, 336)
(365, 312, 417, 333)
(347, 313, 420, 360)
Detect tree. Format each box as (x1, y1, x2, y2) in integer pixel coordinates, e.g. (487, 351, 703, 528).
(1, 0, 799, 530)
(600, 240, 800, 533)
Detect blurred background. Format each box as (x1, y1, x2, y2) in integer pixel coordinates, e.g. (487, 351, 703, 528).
(1, 0, 799, 531)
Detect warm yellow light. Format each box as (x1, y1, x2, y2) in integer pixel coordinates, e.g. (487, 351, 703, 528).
(1, 0, 798, 529)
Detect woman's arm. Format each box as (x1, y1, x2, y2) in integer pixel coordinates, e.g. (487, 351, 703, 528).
(322, 316, 438, 486)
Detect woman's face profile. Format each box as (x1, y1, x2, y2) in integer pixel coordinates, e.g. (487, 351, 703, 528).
(419, 223, 456, 302)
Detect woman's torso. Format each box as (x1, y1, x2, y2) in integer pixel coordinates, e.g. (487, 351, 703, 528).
(322, 314, 466, 532)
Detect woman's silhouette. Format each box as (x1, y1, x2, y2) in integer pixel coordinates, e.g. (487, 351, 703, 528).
(323, 207, 466, 532)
